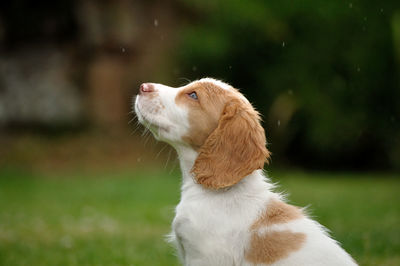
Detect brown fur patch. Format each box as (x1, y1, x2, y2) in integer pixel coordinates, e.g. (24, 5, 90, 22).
(176, 80, 270, 189)
(252, 200, 303, 229)
(192, 98, 269, 189)
(246, 230, 306, 264)
(175, 82, 229, 149)
(192, 97, 270, 189)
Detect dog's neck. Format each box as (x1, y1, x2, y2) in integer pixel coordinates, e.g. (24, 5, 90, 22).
(175, 145, 274, 199)
(175, 145, 200, 191)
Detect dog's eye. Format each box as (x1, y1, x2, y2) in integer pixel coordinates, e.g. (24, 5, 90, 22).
(188, 92, 198, 100)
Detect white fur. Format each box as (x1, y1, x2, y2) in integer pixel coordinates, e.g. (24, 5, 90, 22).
(134, 78, 357, 266)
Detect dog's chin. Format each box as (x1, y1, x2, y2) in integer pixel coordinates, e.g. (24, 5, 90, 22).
(135, 99, 174, 143)
(135, 107, 163, 140)
(135, 101, 153, 126)
(137, 111, 158, 133)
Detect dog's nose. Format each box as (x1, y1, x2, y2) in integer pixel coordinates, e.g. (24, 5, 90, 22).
(140, 83, 154, 94)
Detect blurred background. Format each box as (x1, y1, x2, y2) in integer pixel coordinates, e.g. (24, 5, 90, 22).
(0, 0, 399, 265)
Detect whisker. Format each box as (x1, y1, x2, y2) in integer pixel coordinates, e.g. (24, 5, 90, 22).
(168, 156, 178, 175)
(156, 144, 168, 159)
(128, 117, 136, 125)
(164, 148, 173, 170)
(130, 126, 140, 136)
(130, 118, 141, 135)
(133, 125, 142, 135)
(143, 132, 152, 146)
(178, 77, 192, 86)
(141, 126, 149, 137)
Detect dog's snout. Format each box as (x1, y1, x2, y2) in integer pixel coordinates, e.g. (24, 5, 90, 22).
(140, 83, 155, 94)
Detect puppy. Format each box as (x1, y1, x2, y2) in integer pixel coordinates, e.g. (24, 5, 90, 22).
(134, 78, 357, 266)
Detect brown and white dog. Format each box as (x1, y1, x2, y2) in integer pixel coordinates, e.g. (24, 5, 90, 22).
(134, 78, 357, 266)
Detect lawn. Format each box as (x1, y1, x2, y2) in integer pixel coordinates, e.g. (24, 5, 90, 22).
(0, 168, 399, 266)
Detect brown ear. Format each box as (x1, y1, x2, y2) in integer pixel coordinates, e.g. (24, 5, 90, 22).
(191, 99, 270, 189)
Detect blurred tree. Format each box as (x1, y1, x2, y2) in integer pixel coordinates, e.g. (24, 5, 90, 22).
(176, 0, 400, 170)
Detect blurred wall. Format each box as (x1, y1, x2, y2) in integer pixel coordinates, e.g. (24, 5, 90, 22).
(0, 0, 180, 130)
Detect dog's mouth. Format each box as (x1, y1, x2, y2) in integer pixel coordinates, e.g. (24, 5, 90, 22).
(134, 97, 170, 135)
(135, 101, 158, 130)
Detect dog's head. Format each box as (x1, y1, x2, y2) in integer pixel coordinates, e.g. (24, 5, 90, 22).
(134, 78, 270, 189)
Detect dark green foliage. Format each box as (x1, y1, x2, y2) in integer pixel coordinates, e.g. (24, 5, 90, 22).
(176, 0, 400, 170)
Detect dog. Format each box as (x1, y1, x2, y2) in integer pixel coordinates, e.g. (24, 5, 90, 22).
(134, 78, 357, 266)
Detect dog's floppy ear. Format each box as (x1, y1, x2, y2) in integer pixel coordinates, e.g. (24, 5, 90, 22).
(191, 98, 270, 189)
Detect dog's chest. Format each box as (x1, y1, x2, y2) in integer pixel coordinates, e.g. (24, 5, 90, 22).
(173, 200, 231, 241)
(171, 196, 253, 262)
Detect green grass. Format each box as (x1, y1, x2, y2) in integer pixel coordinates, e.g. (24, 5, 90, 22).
(0, 168, 399, 266)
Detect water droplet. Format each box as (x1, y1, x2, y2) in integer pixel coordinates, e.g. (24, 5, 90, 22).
(357, 67, 361, 72)
(121, 47, 125, 53)
(277, 120, 281, 126)
(282, 41, 285, 47)
(380, 8, 384, 13)
(154, 19, 159, 27)
(349, 3, 353, 8)
(229, 65, 232, 69)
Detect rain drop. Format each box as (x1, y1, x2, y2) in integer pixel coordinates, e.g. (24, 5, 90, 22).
(282, 41, 285, 47)
(154, 19, 159, 27)
(277, 120, 281, 126)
